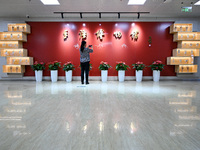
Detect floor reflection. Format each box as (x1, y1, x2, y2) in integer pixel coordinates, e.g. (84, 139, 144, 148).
(0, 81, 200, 149)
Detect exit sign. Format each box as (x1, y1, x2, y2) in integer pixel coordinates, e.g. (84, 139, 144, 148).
(181, 6, 192, 12)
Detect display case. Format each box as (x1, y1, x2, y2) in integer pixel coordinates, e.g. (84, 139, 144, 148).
(0, 49, 27, 57)
(0, 32, 27, 42)
(167, 57, 194, 65)
(8, 23, 31, 34)
(3, 65, 25, 73)
(170, 23, 193, 34)
(175, 65, 198, 73)
(7, 57, 33, 65)
(0, 41, 23, 49)
(173, 32, 200, 42)
(177, 41, 200, 49)
(173, 49, 200, 57)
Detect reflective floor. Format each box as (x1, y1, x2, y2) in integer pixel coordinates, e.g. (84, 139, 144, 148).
(0, 81, 200, 150)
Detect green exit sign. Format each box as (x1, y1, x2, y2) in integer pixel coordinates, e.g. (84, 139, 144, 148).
(181, 6, 192, 12)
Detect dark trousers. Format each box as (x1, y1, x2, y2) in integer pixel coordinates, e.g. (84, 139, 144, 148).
(81, 62, 89, 83)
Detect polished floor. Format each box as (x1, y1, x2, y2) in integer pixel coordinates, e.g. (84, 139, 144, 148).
(0, 80, 200, 150)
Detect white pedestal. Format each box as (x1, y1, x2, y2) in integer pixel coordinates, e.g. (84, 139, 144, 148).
(153, 70, 160, 82)
(65, 70, 72, 82)
(101, 70, 108, 82)
(51, 70, 58, 82)
(118, 70, 125, 82)
(136, 70, 143, 82)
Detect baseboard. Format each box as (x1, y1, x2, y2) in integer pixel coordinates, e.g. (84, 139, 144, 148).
(1, 76, 199, 81)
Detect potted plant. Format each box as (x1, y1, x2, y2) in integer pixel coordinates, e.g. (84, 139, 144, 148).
(132, 61, 146, 82)
(31, 61, 45, 82)
(116, 61, 129, 82)
(48, 61, 61, 82)
(149, 60, 165, 82)
(99, 61, 111, 82)
(63, 61, 75, 82)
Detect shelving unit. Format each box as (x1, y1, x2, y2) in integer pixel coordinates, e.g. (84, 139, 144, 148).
(168, 23, 199, 74)
(173, 49, 200, 57)
(8, 23, 31, 34)
(0, 23, 33, 74)
(167, 57, 194, 65)
(7, 57, 33, 65)
(178, 41, 200, 49)
(0, 49, 27, 57)
(175, 65, 198, 73)
(3, 65, 25, 73)
(170, 23, 193, 34)
(0, 32, 27, 42)
(0, 41, 23, 49)
(173, 32, 200, 41)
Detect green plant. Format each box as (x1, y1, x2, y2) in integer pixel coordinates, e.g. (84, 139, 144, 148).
(63, 61, 75, 72)
(115, 61, 129, 71)
(99, 61, 111, 70)
(48, 61, 61, 70)
(31, 61, 45, 71)
(132, 61, 146, 71)
(148, 36, 152, 44)
(149, 60, 165, 71)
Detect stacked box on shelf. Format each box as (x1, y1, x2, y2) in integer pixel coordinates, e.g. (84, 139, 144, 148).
(168, 23, 199, 74)
(0, 23, 33, 74)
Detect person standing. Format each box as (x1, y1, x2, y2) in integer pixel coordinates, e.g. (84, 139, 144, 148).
(80, 41, 93, 84)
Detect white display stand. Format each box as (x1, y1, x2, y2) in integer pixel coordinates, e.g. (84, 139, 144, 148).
(101, 70, 108, 82)
(65, 70, 72, 82)
(35, 70, 43, 82)
(153, 70, 160, 82)
(51, 70, 58, 82)
(118, 70, 125, 82)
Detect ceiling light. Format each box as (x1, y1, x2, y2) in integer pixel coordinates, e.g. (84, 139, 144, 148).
(40, 0, 60, 5)
(194, 0, 200, 5)
(128, 0, 146, 5)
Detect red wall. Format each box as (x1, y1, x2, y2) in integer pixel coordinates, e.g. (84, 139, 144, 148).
(24, 22, 177, 76)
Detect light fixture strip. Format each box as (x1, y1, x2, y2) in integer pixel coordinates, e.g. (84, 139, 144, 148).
(128, 0, 146, 5)
(40, 0, 60, 5)
(194, 0, 200, 5)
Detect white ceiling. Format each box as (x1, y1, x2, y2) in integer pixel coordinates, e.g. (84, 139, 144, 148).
(0, 0, 199, 19)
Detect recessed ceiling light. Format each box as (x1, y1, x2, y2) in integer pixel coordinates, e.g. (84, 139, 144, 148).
(194, 0, 200, 5)
(40, 0, 60, 5)
(128, 0, 146, 5)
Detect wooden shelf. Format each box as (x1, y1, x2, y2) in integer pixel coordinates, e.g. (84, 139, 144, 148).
(173, 49, 200, 57)
(3, 65, 25, 73)
(0, 32, 27, 42)
(7, 57, 33, 65)
(177, 41, 200, 49)
(175, 65, 198, 73)
(173, 32, 200, 41)
(167, 57, 194, 65)
(8, 23, 31, 34)
(0, 41, 23, 49)
(170, 23, 193, 34)
(0, 49, 27, 57)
